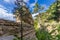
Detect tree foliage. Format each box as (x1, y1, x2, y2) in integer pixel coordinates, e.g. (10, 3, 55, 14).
(34, 0, 60, 40)
(33, 3, 44, 13)
(14, 0, 34, 25)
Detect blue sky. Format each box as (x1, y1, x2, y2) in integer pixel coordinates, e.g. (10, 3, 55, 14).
(0, 0, 56, 21)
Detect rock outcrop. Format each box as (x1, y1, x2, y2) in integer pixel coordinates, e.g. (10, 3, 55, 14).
(0, 19, 37, 40)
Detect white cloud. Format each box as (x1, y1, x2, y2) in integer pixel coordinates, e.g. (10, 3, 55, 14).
(29, 0, 38, 12)
(35, 0, 38, 3)
(40, 4, 49, 12)
(41, 4, 49, 10)
(29, 0, 49, 13)
(4, 0, 10, 2)
(32, 4, 49, 18)
(30, 0, 37, 8)
(0, 5, 15, 21)
(4, 0, 16, 4)
(23, 0, 29, 3)
(32, 13, 39, 17)
(4, 0, 29, 3)
(0, 5, 6, 9)
(30, 3, 35, 8)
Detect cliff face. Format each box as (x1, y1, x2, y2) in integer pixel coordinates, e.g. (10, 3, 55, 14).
(0, 19, 19, 36)
(15, 6, 34, 25)
(0, 19, 34, 35)
(0, 19, 37, 40)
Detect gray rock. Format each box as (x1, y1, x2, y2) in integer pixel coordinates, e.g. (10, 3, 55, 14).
(0, 35, 15, 40)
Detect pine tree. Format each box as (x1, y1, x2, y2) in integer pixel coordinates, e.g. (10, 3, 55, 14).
(46, 0, 60, 22)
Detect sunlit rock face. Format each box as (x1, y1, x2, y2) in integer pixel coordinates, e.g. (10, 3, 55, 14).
(0, 18, 37, 40)
(16, 17, 21, 23)
(15, 6, 34, 25)
(45, 21, 59, 36)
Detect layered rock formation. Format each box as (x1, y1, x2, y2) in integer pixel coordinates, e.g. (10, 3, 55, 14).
(0, 19, 37, 40)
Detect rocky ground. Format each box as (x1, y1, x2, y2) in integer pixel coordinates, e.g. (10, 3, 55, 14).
(0, 35, 15, 40)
